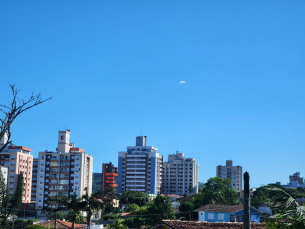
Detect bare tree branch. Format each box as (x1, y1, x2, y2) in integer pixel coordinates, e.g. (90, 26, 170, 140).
(0, 84, 52, 153)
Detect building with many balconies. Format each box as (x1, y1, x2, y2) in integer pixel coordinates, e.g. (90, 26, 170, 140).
(0, 133, 33, 203)
(118, 136, 163, 194)
(35, 130, 93, 210)
(163, 151, 199, 195)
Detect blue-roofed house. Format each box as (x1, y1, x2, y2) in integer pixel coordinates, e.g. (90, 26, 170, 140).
(195, 204, 261, 223)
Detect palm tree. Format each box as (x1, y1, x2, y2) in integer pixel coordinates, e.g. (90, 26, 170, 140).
(266, 186, 305, 228)
(83, 188, 103, 229)
(66, 192, 87, 229)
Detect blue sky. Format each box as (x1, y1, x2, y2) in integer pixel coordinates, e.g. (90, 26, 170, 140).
(1, 1, 304, 188)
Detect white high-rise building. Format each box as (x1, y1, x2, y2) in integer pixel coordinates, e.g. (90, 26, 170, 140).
(163, 151, 199, 195)
(35, 130, 93, 210)
(118, 136, 163, 194)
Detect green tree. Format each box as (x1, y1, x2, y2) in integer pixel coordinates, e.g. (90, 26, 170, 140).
(92, 173, 102, 194)
(99, 187, 117, 213)
(27, 225, 48, 229)
(200, 177, 238, 205)
(147, 196, 175, 223)
(265, 186, 305, 228)
(51, 211, 65, 220)
(65, 192, 87, 229)
(124, 203, 140, 213)
(179, 202, 195, 220)
(188, 184, 193, 194)
(119, 190, 148, 208)
(105, 219, 128, 229)
(0, 172, 24, 227)
(198, 182, 205, 192)
(83, 188, 102, 229)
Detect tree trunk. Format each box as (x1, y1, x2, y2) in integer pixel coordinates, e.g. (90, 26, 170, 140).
(72, 214, 76, 229)
(87, 211, 91, 229)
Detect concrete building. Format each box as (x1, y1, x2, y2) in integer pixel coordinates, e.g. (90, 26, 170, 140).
(279, 172, 305, 189)
(0, 133, 33, 203)
(216, 160, 242, 192)
(35, 130, 93, 210)
(118, 136, 163, 194)
(31, 158, 38, 202)
(163, 151, 199, 195)
(102, 162, 118, 192)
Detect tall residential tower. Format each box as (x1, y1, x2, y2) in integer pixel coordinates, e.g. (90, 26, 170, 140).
(118, 136, 163, 194)
(163, 151, 199, 195)
(216, 160, 242, 191)
(35, 130, 93, 210)
(0, 133, 33, 203)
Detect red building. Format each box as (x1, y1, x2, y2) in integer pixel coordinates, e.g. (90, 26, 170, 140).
(102, 162, 118, 192)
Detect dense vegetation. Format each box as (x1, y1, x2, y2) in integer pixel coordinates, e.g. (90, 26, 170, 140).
(92, 172, 102, 194)
(251, 183, 305, 208)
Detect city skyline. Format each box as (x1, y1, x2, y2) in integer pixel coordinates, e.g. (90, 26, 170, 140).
(1, 1, 304, 189)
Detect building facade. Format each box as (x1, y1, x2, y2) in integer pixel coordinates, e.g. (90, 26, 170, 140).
(0, 133, 33, 203)
(31, 158, 38, 202)
(216, 160, 242, 192)
(102, 162, 118, 192)
(35, 130, 93, 210)
(279, 172, 305, 189)
(163, 151, 199, 195)
(118, 136, 163, 194)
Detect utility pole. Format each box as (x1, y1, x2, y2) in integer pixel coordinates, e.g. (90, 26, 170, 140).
(244, 171, 250, 229)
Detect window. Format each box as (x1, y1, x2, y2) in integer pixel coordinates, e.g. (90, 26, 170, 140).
(230, 215, 235, 222)
(250, 215, 257, 222)
(218, 214, 224, 220)
(208, 213, 214, 220)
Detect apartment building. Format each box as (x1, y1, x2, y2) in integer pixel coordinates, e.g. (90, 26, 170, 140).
(35, 130, 93, 210)
(216, 160, 242, 192)
(163, 151, 199, 195)
(279, 172, 305, 189)
(31, 158, 38, 202)
(0, 133, 33, 203)
(118, 136, 163, 194)
(102, 162, 118, 192)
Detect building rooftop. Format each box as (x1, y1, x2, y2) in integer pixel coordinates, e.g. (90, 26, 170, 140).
(148, 220, 266, 229)
(36, 219, 86, 228)
(194, 204, 244, 213)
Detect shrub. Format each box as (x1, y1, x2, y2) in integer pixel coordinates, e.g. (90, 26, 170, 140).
(27, 225, 47, 229)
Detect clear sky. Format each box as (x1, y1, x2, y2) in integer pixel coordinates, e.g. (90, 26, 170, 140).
(1, 1, 304, 188)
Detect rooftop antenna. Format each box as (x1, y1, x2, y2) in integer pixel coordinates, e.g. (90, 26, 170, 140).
(141, 129, 142, 136)
(177, 143, 178, 151)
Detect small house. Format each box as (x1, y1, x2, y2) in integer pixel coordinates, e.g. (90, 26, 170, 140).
(195, 204, 261, 223)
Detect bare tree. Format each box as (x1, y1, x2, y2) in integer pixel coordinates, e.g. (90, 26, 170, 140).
(0, 84, 51, 153)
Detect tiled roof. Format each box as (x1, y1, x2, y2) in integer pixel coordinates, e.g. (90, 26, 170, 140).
(194, 204, 244, 213)
(35, 219, 86, 229)
(148, 220, 266, 229)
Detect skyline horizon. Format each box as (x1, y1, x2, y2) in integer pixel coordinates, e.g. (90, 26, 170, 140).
(1, 1, 304, 189)
(1, 128, 299, 189)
